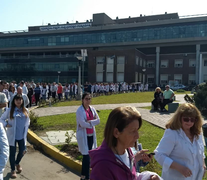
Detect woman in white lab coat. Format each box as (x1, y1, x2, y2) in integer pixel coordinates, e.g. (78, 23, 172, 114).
(76, 92, 100, 180)
(154, 103, 205, 180)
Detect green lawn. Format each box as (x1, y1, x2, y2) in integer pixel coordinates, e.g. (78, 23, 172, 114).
(50, 91, 191, 107)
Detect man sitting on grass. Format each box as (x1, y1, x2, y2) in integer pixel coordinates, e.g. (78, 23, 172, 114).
(160, 85, 174, 112)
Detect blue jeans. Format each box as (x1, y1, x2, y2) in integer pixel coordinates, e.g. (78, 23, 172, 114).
(9, 139, 26, 171)
(58, 93, 62, 100)
(65, 92, 69, 100)
(81, 136, 93, 179)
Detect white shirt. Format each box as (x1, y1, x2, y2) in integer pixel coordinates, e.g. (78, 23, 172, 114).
(115, 150, 130, 169)
(0, 93, 8, 117)
(22, 85, 28, 95)
(154, 128, 204, 180)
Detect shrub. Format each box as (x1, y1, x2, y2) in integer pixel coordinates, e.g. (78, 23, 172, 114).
(176, 89, 185, 92)
(194, 82, 207, 115)
(65, 131, 76, 145)
(29, 111, 43, 131)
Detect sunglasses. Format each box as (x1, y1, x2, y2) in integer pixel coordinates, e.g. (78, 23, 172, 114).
(182, 117, 197, 123)
(84, 98, 91, 101)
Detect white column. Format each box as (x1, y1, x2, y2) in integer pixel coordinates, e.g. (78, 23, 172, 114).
(199, 53, 202, 84)
(196, 44, 200, 84)
(156, 47, 160, 86)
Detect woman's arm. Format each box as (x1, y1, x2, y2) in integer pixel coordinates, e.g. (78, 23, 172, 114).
(154, 129, 176, 171)
(0, 123, 9, 174)
(76, 108, 92, 128)
(89, 107, 100, 126)
(0, 108, 10, 127)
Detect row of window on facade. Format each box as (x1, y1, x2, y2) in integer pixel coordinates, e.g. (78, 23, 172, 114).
(136, 57, 207, 68)
(0, 62, 79, 71)
(1, 22, 207, 48)
(95, 72, 207, 86)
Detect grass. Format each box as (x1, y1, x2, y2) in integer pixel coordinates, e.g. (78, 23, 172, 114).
(50, 91, 191, 107)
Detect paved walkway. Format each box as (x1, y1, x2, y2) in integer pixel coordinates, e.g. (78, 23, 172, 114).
(3, 146, 80, 180)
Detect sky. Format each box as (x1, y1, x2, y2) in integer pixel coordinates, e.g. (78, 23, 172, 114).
(0, 0, 207, 32)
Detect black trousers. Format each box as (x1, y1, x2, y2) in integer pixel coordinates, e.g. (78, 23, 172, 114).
(152, 99, 162, 110)
(35, 94, 40, 105)
(81, 136, 93, 179)
(160, 99, 173, 110)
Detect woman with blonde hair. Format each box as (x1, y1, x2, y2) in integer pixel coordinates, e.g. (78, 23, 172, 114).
(151, 87, 163, 111)
(154, 103, 205, 180)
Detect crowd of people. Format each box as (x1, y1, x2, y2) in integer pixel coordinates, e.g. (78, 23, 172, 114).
(0, 78, 206, 180)
(0, 80, 150, 108)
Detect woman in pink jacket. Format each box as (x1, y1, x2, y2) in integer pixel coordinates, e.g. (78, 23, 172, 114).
(89, 106, 161, 180)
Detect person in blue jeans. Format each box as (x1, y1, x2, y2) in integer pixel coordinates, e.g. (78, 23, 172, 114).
(0, 94, 30, 178)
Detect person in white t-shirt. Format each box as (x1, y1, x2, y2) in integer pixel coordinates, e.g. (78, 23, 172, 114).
(0, 80, 8, 117)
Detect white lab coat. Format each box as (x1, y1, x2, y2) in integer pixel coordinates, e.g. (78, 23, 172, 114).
(76, 105, 100, 155)
(154, 128, 205, 180)
(0, 123, 9, 175)
(0, 108, 30, 146)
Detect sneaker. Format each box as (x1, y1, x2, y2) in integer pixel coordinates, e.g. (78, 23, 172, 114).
(16, 164, 22, 173)
(11, 171, 17, 179)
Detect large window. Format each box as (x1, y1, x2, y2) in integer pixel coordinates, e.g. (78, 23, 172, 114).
(96, 57, 104, 82)
(117, 56, 125, 82)
(204, 60, 207, 66)
(160, 74, 168, 86)
(147, 61, 155, 68)
(106, 57, 114, 82)
(189, 74, 196, 84)
(160, 60, 168, 68)
(147, 74, 155, 85)
(174, 74, 182, 84)
(189, 59, 196, 67)
(1, 22, 207, 48)
(174, 59, 183, 68)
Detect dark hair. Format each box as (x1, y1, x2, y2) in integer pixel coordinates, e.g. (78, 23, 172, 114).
(8, 85, 14, 92)
(0, 80, 6, 85)
(104, 106, 142, 148)
(82, 92, 91, 100)
(10, 94, 28, 119)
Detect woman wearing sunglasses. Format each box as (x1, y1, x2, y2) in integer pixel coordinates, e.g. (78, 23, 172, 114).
(76, 92, 100, 180)
(154, 103, 205, 180)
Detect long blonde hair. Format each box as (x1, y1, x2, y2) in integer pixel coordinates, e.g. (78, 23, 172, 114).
(166, 103, 203, 138)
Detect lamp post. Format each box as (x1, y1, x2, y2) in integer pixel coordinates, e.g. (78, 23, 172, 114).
(75, 53, 83, 100)
(142, 68, 146, 91)
(57, 71, 61, 83)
